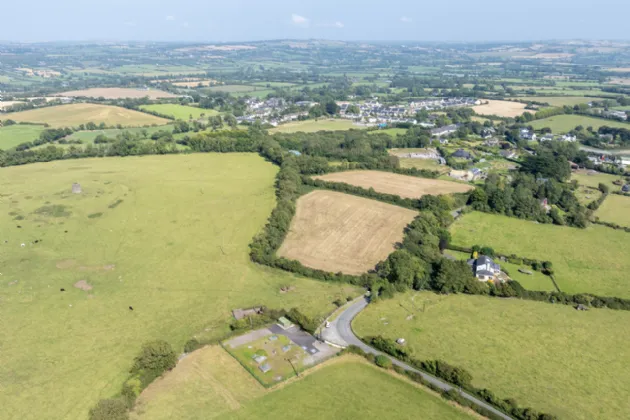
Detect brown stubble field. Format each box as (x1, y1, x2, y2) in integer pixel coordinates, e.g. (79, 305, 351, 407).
(312, 170, 473, 199)
(277, 190, 417, 274)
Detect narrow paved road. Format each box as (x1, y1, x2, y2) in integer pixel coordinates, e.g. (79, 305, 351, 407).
(329, 297, 514, 420)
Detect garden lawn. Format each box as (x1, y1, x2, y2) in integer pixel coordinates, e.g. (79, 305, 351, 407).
(596, 194, 630, 227)
(139, 104, 219, 120)
(450, 211, 630, 298)
(0, 124, 46, 150)
(530, 114, 630, 132)
(0, 154, 361, 420)
(219, 359, 473, 420)
(354, 291, 630, 420)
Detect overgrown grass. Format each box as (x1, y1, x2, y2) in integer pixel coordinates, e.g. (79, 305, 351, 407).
(354, 291, 630, 420)
(0, 154, 361, 419)
(450, 211, 630, 298)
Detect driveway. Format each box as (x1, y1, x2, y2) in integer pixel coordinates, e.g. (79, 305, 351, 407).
(326, 297, 514, 420)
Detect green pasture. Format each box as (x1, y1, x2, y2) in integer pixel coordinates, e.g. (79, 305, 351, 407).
(595, 194, 630, 227)
(571, 170, 625, 190)
(368, 128, 407, 137)
(139, 104, 219, 120)
(65, 126, 174, 143)
(0, 124, 46, 150)
(516, 96, 594, 107)
(450, 211, 630, 298)
(0, 154, 361, 420)
(205, 85, 258, 93)
(110, 64, 206, 76)
(354, 291, 630, 420)
(530, 114, 630, 132)
(270, 119, 359, 134)
(220, 360, 471, 420)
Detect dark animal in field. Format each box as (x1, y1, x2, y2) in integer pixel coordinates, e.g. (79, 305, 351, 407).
(17, 226, 21, 228)
(129, 306, 134, 311)
(60, 288, 65, 292)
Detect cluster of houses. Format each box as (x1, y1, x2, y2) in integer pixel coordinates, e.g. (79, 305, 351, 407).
(601, 110, 628, 121)
(236, 98, 311, 126)
(409, 97, 481, 111)
(519, 128, 576, 143)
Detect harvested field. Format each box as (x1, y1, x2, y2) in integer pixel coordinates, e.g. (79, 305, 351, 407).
(0, 100, 25, 110)
(609, 77, 630, 86)
(312, 170, 473, 199)
(57, 88, 177, 99)
(277, 190, 417, 274)
(472, 100, 530, 118)
(6, 103, 170, 128)
(172, 80, 219, 87)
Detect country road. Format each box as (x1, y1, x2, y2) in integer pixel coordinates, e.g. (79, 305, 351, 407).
(322, 297, 514, 420)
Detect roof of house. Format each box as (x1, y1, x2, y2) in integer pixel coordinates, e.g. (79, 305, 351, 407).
(452, 149, 472, 159)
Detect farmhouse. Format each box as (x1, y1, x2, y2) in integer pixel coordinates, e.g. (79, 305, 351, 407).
(519, 128, 536, 141)
(467, 255, 502, 282)
(481, 128, 496, 139)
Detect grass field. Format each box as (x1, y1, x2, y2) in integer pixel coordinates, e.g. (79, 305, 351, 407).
(205, 85, 258, 93)
(353, 291, 630, 420)
(6, 103, 170, 128)
(516, 96, 594, 107)
(530, 114, 630, 132)
(269, 119, 358, 133)
(571, 169, 625, 190)
(369, 128, 407, 137)
(595, 194, 630, 227)
(0, 154, 361, 420)
(139, 104, 219, 120)
(450, 211, 630, 298)
(312, 170, 473, 199)
(65, 126, 174, 143)
(133, 351, 472, 420)
(472, 100, 529, 118)
(277, 190, 417, 275)
(0, 124, 46, 150)
(58, 88, 177, 99)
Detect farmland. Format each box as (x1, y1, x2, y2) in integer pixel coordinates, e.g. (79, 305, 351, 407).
(530, 114, 630, 132)
(312, 170, 473, 199)
(269, 119, 358, 133)
(139, 104, 219, 120)
(571, 169, 624, 189)
(472, 100, 529, 117)
(133, 351, 472, 420)
(277, 190, 417, 275)
(0, 124, 46, 149)
(57, 87, 177, 99)
(450, 211, 630, 298)
(596, 194, 630, 227)
(0, 154, 361, 420)
(5, 103, 170, 128)
(353, 291, 630, 420)
(205, 85, 260, 93)
(516, 96, 594, 107)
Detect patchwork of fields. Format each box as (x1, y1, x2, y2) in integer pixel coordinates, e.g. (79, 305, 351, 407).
(58, 87, 177, 99)
(354, 291, 630, 420)
(133, 350, 472, 420)
(5, 103, 170, 128)
(450, 211, 630, 298)
(313, 170, 473, 199)
(277, 190, 417, 274)
(0, 154, 361, 420)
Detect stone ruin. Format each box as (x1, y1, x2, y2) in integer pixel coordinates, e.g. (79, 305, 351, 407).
(72, 183, 82, 194)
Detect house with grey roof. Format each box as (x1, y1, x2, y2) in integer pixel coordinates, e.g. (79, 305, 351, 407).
(467, 255, 501, 282)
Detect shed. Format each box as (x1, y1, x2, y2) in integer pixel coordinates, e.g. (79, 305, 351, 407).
(259, 363, 272, 373)
(277, 316, 294, 330)
(253, 354, 267, 364)
(72, 183, 82, 194)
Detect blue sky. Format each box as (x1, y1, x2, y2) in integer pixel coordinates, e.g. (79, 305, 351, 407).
(2, 0, 629, 42)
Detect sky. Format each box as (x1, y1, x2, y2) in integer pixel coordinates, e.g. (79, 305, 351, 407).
(2, 0, 629, 43)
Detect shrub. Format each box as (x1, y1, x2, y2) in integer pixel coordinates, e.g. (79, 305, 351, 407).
(333, 298, 345, 308)
(375, 354, 393, 369)
(89, 399, 129, 420)
(130, 340, 177, 386)
(184, 338, 202, 353)
(121, 376, 142, 408)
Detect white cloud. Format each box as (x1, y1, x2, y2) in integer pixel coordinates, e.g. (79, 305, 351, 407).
(166, 15, 175, 21)
(291, 14, 309, 27)
(333, 21, 344, 28)
(316, 21, 344, 28)
(400, 16, 412, 23)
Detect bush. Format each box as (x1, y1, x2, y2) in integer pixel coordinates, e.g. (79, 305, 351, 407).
(333, 298, 345, 307)
(375, 354, 393, 369)
(121, 376, 142, 408)
(184, 338, 202, 353)
(130, 340, 177, 386)
(89, 399, 129, 420)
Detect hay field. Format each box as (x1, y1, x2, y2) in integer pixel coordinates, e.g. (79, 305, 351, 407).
(269, 119, 357, 133)
(472, 100, 530, 118)
(531, 114, 630, 132)
(58, 88, 177, 99)
(450, 211, 630, 298)
(6, 103, 170, 128)
(277, 190, 417, 274)
(0, 154, 361, 420)
(0, 124, 46, 149)
(139, 104, 219, 120)
(313, 170, 473, 199)
(595, 194, 630, 227)
(0, 100, 25, 110)
(354, 291, 630, 420)
(133, 351, 471, 420)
